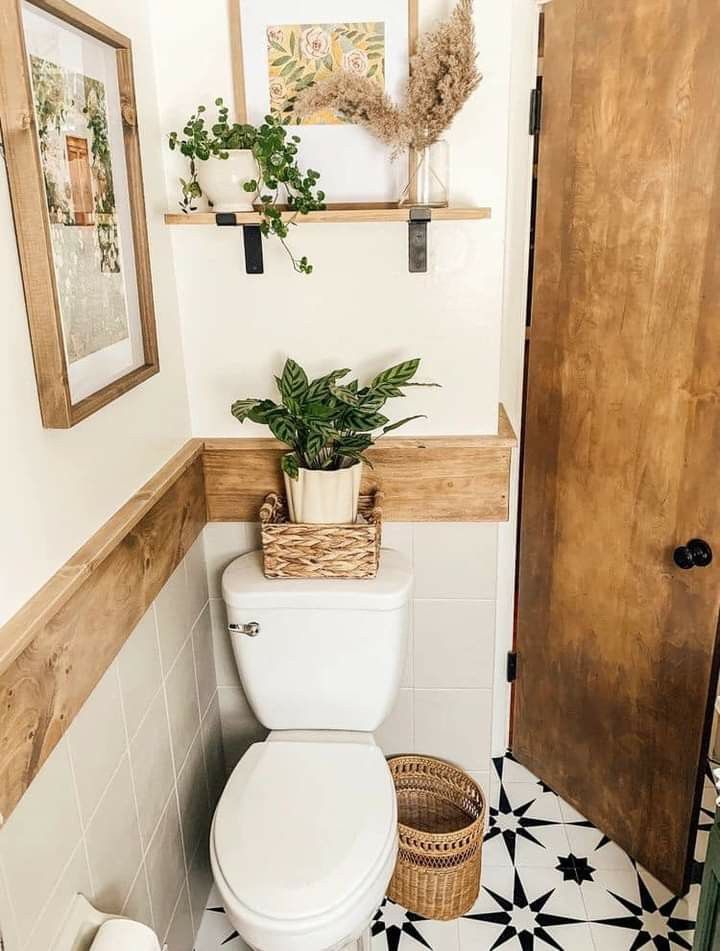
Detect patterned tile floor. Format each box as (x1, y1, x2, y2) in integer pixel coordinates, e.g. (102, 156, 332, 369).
(195, 753, 715, 951)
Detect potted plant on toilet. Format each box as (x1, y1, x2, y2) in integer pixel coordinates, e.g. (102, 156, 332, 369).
(231, 358, 437, 524)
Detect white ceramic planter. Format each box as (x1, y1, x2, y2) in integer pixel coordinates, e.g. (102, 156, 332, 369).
(198, 149, 258, 212)
(284, 463, 363, 524)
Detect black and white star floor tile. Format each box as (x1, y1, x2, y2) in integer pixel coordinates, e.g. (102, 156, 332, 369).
(194, 754, 713, 951)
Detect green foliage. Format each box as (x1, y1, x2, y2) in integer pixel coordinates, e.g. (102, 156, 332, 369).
(230, 358, 439, 479)
(168, 99, 325, 274)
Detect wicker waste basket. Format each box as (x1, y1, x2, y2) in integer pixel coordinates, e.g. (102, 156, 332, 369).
(388, 755, 485, 920)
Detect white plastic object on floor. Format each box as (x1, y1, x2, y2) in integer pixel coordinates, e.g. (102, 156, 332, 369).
(211, 733, 398, 951)
(51, 894, 163, 951)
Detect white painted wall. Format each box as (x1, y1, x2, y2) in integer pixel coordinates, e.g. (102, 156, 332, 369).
(0, 0, 191, 626)
(149, 0, 539, 763)
(150, 0, 524, 437)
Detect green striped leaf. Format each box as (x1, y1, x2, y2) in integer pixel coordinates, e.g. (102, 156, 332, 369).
(370, 359, 420, 390)
(230, 399, 261, 422)
(281, 452, 299, 479)
(279, 358, 309, 403)
(382, 414, 426, 435)
(329, 384, 359, 406)
(306, 368, 350, 401)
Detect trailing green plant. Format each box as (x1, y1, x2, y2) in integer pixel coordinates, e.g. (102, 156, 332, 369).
(231, 358, 438, 479)
(168, 98, 325, 274)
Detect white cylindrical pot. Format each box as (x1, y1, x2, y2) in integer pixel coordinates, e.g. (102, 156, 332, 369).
(283, 463, 363, 524)
(198, 149, 258, 212)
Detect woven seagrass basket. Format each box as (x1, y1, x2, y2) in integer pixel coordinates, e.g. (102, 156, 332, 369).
(388, 755, 486, 920)
(259, 491, 383, 579)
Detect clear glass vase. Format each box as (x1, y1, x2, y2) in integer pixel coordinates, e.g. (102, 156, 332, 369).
(399, 141, 450, 207)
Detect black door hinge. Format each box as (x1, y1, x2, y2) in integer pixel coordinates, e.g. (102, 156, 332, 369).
(529, 87, 543, 135)
(507, 651, 518, 683)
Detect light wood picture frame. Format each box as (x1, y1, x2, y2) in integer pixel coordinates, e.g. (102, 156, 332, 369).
(228, 0, 419, 204)
(0, 0, 159, 429)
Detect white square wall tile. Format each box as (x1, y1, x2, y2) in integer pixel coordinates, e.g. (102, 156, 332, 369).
(414, 689, 492, 772)
(217, 686, 267, 772)
(203, 522, 261, 598)
(146, 794, 187, 940)
(185, 534, 210, 627)
(381, 523, 414, 561)
(165, 637, 201, 769)
(177, 731, 211, 861)
(192, 604, 217, 717)
(118, 608, 162, 739)
(414, 599, 495, 689)
(67, 662, 127, 826)
(155, 562, 192, 673)
(25, 845, 92, 951)
(413, 524, 498, 599)
(0, 857, 19, 951)
(375, 688, 413, 757)
(122, 867, 155, 932)
(129, 690, 175, 851)
(164, 882, 194, 948)
(188, 840, 214, 935)
(209, 599, 241, 688)
(201, 696, 226, 809)
(85, 755, 144, 914)
(0, 740, 82, 944)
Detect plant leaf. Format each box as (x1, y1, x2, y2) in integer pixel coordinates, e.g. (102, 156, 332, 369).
(230, 398, 261, 422)
(329, 384, 359, 406)
(305, 430, 326, 457)
(279, 358, 309, 403)
(247, 399, 281, 424)
(382, 414, 426, 435)
(266, 410, 296, 445)
(281, 452, 300, 480)
(370, 359, 421, 390)
(306, 368, 351, 401)
(341, 409, 389, 431)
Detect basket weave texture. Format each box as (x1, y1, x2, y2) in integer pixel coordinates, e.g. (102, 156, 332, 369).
(388, 755, 486, 920)
(259, 492, 383, 579)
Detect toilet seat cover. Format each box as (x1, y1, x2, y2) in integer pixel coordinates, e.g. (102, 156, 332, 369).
(212, 740, 396, 923)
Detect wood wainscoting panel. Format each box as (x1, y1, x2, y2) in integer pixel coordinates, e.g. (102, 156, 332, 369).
(0, 447, 206, 823)
(204, 405, 517, 523)
(0, 414, 515, 821)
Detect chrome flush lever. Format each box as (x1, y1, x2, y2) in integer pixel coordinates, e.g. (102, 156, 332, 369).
(228, 621, 260, 637)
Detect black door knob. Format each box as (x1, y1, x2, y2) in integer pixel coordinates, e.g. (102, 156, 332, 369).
(673, 539, 713, 570)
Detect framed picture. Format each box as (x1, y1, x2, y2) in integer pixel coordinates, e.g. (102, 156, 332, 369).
(229, 0, 418, 204)
(0, 0, 158, 428)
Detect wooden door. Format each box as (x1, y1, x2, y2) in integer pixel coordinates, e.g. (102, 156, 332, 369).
(514, 0, 720, 895)
(66, 135, 94, 225)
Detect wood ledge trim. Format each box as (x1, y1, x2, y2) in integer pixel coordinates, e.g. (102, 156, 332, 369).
(0, 439, 204, 674)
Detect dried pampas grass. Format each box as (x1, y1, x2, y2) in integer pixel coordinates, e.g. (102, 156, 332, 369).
(294, 0, 482, 152)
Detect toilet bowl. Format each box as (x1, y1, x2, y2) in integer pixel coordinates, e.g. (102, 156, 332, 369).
(210, 733, 397, 951)
(213, 549, 413, 951)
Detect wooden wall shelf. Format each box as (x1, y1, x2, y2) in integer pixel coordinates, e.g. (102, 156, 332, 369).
(163, 206, 492, 226)
(0, 406, 515, 822)
(164, 204, 492, 273)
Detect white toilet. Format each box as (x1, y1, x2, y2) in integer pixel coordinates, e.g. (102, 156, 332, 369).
(210, 549, 413, 951)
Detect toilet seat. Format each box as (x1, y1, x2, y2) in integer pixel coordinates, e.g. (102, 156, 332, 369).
(210, 734, 398, 951)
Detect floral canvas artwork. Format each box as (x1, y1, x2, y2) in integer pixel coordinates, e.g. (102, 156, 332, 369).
(267, 22, 386, 125)
(30, 55, 129, 364)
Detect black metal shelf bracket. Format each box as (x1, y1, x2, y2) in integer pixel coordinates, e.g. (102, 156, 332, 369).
(408, 206, 432, 273)
(215, 213, 264, 274)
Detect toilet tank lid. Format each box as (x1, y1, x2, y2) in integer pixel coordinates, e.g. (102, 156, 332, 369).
(222, 549, 413, 611)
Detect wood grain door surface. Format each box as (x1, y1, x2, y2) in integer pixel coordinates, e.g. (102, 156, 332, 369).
(514, 0, 720, 895)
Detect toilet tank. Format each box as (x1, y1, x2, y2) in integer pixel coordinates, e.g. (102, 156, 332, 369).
(222, 550, 413, 731)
